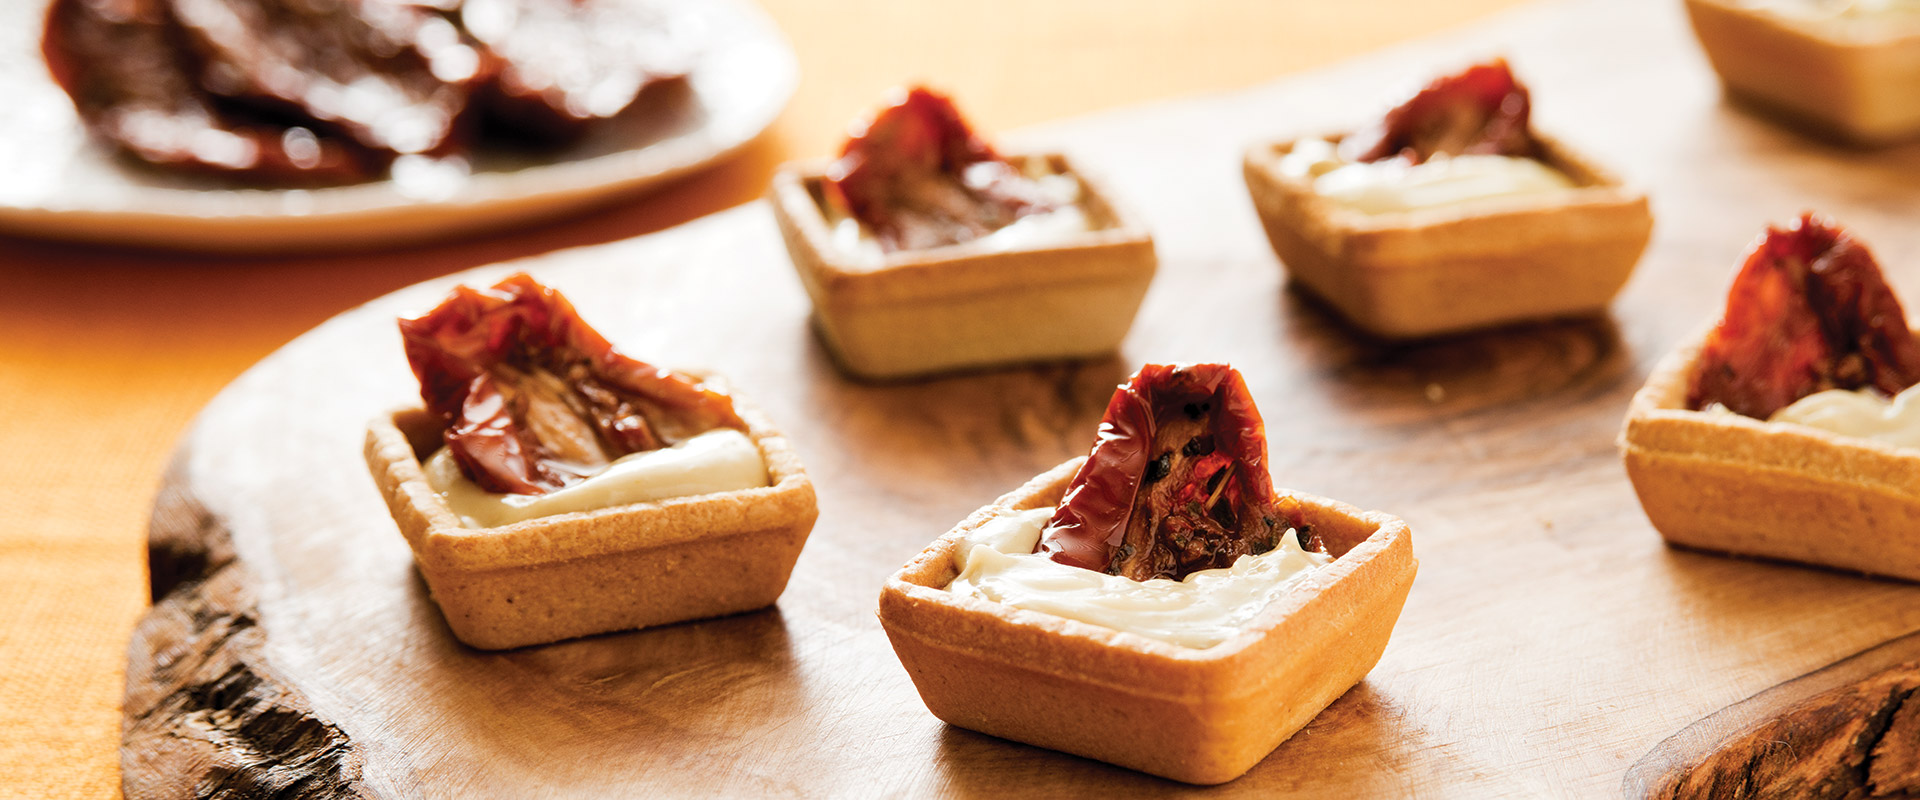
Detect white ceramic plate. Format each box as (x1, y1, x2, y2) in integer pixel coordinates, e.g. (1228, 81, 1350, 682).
(0, 0, 796, 252)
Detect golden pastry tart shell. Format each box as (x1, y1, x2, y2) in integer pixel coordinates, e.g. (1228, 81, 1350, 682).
(1621, 329, 1920, 580)
(1242, 132, 1652, 339)
(1685, 0, 1920, 145)
(876, 458, 1417, 785)
(363, 392, 818, 650)
(770, 153, 1157, 380)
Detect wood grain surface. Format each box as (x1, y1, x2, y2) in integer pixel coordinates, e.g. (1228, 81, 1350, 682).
(126, 0, 1920, 796)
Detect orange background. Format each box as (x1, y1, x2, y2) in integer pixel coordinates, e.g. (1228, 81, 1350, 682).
(0, 1, 1528, 795)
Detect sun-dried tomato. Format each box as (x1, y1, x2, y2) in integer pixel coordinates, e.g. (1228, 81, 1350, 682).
(399, 273, 745, 495)
(1037, 364, 1314, 582)
(42, 0, 691, 183)
(42, 0, 377, 184)
(1688, 214, 1920, 419)
(167, 0, 481, 158)
(1340, 58, 1538, 166)
(461, 0, 690, 143)
(823, 86, 1056, 253)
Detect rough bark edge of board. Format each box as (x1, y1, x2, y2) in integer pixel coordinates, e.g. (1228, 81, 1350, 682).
(121, 451, 369, 799)
(1626, 629, 1920, 799)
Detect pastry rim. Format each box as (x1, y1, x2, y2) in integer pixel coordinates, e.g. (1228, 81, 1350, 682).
(1682, 0, 1920, 144)
(880, 456, 1415, 695)
(363, 378, 817, 574)
(1685, 0, 1920, 48)
(1240, 129, 1653, 339)
(769, 151, 1157, 303)
(1620, 323, 1920, 496)
(1241, 129, 1648, 245)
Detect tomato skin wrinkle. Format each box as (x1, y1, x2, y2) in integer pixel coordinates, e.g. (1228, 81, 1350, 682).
(1341, 58, 1538, 166)
(398, 273, 745, 496)
(1038, 364, 1309, 582)
(1688, 214, 1920, 419)
(823, 86, 1056, 253)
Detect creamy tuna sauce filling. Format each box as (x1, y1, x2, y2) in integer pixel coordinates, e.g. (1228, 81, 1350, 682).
(1278, 137, 1578, 215)
(824, 164, 1092, 267)
(424, 428, 770, 528)
(1730, 385, 1920, 449)
(944, 507, 1334, 649)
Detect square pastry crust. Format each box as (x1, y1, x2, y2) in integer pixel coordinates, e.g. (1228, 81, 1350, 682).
(1621, 329, 1920, 580)
(770, 153, 1157, 380)
(364, 394, 818, 650)
(1242, 133, 1652, 340)
(877, 458, 1417, 785)
(1686, 0, 1920, 145)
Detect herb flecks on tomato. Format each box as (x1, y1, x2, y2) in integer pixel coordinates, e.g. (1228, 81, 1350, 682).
(824, 86, 1056, 253)
(1037, 364, 1315, 582)
(1688, 214, 1920, 419)
(1340, 58, 1537, 166)
(399, 273, 744, 495)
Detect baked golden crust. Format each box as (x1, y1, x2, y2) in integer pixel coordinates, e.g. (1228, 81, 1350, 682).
(1621, 327, 1920, 580)
(1241, 132, 1652, 339)
(876, 458, 1417, 785)
(770, 152, 1157, 380)
(1685, 0, 1920, 145)
(363, 387, 818, 650)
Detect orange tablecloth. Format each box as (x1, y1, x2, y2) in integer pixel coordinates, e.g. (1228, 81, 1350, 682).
(0, 1, 1526, 795)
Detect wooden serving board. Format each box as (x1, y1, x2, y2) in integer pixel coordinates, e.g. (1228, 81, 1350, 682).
(125, 0, 1920, 796)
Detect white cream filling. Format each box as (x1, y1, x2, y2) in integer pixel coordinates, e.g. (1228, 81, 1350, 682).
(944, 506, 1334, 649)
(1761, 384, 1920, 449)
(826, 168, 1092, 267)
(1277, 137, 1578, 215)
(424, 428, 770, 528)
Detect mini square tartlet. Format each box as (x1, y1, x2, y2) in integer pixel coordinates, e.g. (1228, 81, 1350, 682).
(1621, 329, 1920, 581)
(1242, 133, 1653, 339)
(876, 458, 1416, 785)
(1685, 0, 1920, 145)
(364, 394, 818, 650)
(770, 153, 1157, 380)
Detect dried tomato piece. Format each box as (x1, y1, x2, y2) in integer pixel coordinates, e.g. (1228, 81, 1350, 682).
(823, 86, 1056, 253)
(1688, 214, 1920, 419)
(168, 0, 481, 157)
(42, 0, 376, 184)
(1038, 364, 1314, 582)
(460, 0, 690, 143)
(399, 273, 745, 495)
(1340, 58, 1537, 165)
